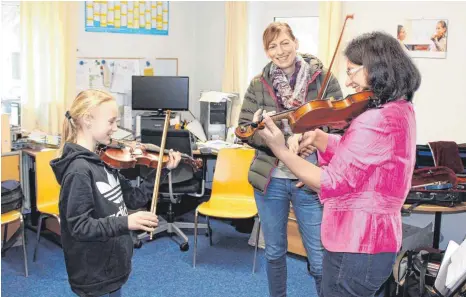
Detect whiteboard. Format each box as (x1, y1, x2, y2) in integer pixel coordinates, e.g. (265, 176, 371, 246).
(154, 58, 178, 76)
(76, 57, 179, 130)
(76, 57, 179, 94)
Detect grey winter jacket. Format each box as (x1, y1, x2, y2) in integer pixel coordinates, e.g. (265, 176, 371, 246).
(238, 53, 343, 193)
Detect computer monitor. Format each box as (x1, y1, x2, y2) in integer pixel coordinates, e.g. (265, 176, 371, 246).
(132, 76, 189, 111)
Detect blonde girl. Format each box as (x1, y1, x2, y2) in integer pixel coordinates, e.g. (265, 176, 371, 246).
(50, 90, 181, 297)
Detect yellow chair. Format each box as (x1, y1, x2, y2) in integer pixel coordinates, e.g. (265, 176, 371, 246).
(1, 211, 28, 277)
(1, 152, 28, 277)
(193, 148, 261, 273)
(32, 150, 61, 262)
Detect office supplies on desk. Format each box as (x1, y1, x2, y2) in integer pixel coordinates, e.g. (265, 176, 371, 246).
(199, 91, 237, 103)
(196, 140, 242, 154)
(186, 119, 207, 142)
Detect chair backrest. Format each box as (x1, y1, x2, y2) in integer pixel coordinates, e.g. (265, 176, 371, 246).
(35, 150, 61, 208)
(141, 128, 195, 183)
(210, 148, 255, 200)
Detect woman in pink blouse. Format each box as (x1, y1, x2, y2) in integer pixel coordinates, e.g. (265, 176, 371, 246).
(257, 32, 421, 297)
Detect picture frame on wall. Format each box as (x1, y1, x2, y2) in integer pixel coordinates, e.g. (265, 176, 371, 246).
(396, 18, 448, 59)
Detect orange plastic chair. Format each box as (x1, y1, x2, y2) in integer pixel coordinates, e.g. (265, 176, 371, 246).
(193, 148, 261, 273)
(32, 150, 61, 262)
(1, 152, 28, 276)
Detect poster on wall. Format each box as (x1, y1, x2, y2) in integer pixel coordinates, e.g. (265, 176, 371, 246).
(85, 1, 169, 36)
(396, 19, 448, 59)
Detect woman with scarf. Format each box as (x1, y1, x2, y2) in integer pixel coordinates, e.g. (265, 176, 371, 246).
(238, 22, 343, 297)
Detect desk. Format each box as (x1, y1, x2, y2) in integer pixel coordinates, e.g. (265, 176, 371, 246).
(402, 202, 466, 249)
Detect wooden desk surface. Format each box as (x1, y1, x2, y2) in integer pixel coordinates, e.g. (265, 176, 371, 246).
(403, 202, 466, 213)
(22, 148, 56, 157)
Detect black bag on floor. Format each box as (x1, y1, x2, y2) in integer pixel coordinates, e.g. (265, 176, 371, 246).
(1, 180, 23, 214)
(392, 248, 444, 297)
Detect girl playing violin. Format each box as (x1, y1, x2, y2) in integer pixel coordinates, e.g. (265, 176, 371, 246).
(258, 32, 421, 296)
(50, 89, 181, 297)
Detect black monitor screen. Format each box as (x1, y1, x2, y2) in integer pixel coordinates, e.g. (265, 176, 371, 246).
(132, 76, 189, 111)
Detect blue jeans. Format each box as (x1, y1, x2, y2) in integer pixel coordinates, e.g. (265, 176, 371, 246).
(255, 178, 324, 297)
(320, 250, 396, 297)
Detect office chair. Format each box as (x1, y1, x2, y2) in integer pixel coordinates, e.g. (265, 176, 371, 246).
(138, 129, 208, 251)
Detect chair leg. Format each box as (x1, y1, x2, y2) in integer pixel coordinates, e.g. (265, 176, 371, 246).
(193, 210, 199, 268)
(33, 214, 45, 262)
(253, 217, 261, 274)
(206, 216, 212, 246)
(2, 224, 8, 257)
(20, 216, 28, 277)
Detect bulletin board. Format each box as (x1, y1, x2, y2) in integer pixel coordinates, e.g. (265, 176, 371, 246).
(76, 57, 178, 129)
(85, 1, 170, 36)
(153, 58, 178, 76)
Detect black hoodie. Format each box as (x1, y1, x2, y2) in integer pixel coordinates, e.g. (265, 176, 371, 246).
(51, 143, 167, 297)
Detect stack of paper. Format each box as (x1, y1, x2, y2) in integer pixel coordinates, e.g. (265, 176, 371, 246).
(435, 238, 466, 296)
(199, 91, 237, 103)
(196, 140, 242, 153)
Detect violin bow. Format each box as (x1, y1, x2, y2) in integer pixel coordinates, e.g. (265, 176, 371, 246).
(148, 110, 171, 240)
(316, 14, 354, 101)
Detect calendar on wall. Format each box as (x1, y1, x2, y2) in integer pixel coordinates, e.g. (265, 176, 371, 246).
(85, 1, 169, 36)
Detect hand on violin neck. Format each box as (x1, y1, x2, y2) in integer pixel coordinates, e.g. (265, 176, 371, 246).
(252, 108, 276, 124)
(257, 114, 287, 156)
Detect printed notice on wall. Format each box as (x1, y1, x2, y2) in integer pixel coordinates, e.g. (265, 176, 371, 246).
(85, 1, 169, 36)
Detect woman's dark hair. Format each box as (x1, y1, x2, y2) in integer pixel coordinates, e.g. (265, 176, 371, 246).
(344, 31, 421, 106)
(397, 25, 404, 38)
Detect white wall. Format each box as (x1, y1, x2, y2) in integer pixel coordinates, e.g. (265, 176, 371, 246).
(339, 1, 466, 145)
(192, 1, 225, 115)
(340, 1, 466, 249)
(248, 1, 319, 81)
(76, 1, 224, 119)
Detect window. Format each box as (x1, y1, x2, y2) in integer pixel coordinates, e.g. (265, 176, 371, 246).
(1, 1, 21, 125)
(274, 16, 319, 56)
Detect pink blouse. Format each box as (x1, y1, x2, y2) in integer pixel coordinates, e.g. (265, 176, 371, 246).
(318, 100, 416, 254)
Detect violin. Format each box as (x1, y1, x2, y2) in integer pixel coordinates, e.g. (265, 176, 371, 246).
(98, 111, 201, 241)
(235, 14, 376, 140)
(98, 140, 203, 172)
